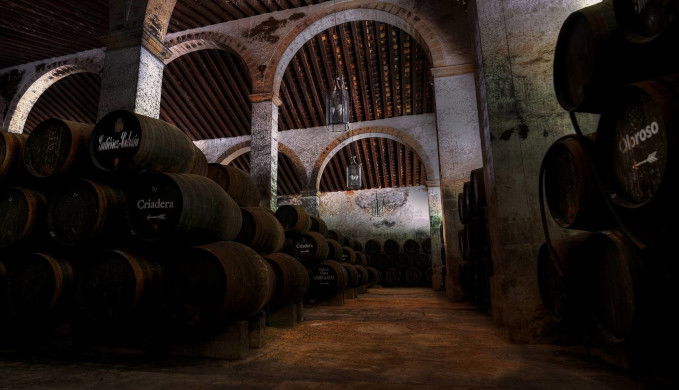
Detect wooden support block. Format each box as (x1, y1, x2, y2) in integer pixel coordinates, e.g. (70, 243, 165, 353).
(295, 301, 304, 322)
(319, 292, 345, 306)
(248, 312, 266, 349)
(170, 320, 249, 360)
(268, 302, 298, 328)
(344, 288, 358, 299)
(358, 285, 368, 294)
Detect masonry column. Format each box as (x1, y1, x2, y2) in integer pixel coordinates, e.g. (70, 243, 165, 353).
(250, 94, 281, 211)
(427, 182, 444, 291)
(432, 65, 484, 300)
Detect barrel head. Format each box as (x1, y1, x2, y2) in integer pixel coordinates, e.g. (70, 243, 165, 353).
(90, 110, 142, 172)
(128, 174, 183, 242)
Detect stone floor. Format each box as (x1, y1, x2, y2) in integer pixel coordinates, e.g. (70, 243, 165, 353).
(0, 288, 660, 389)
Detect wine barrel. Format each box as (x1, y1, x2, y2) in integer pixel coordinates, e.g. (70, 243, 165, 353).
(309, 215, 329, 237)
(403, 239, 420, 254)
(384, 267, 402, 287)
(341, 246, 357, 265)
(308, 260, 348, 297)
(364, 239, 381, 254)
(207, 164, 260, 207)
(169, 241, 274, 320)
(383, 239, 401, 256)
(0, 187, 47, 248)
(189, 144, 209, 176)
(24, 119, 93, 178)
(90, 110, 197, 173)
(395, 253, 410, 269)
(127, 173, 242, 244)
(543, 135, 612, 231)
(404, 267, 423, 286)
(354, 265, 369, 287)
(0, 132, 27, 182)
(286, 231, 329, 262)
(365, 266, 380, 287)
(422, 237, 432, 254)
(595, 78, 678, 227)
(10, 253, 75, 319)
(78, 250, 161, 326)
(275, 205, 311, 233)
(458, 192, 469, 224)
(415, 254, 431, 269)
(613, 0, 679, 43)
(466, 217, 488, 260)
(355, 252, 369, 267)
(326, 239, 344, 261)
(341, 263, 360, 288)
(368, 253, 389, 270)
(327, 230, 344, 243)
(424, 267, 433, 286)
(47, 179, 126, 246)
(264, 253, 309, 307)
(236, 207, 285, 254)
(469, 168, 486, 214)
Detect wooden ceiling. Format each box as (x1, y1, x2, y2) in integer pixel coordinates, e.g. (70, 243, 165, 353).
(227, 152, 305, 196)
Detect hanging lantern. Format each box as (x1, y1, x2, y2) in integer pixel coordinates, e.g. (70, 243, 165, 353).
(346, 155, 362, 190)
(326, 75, 350, 132)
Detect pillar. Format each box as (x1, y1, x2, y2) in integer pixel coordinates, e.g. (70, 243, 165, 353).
(427, 184, 444, 291)
(250, 93, 281, 211)
(299, 190, 321, 217)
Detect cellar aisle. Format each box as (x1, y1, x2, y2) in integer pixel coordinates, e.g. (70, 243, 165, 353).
(0, 288, 653, 389)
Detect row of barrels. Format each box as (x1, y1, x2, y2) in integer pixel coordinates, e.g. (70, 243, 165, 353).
(458, 168, 492, 310)
(363, 237, 433, 287)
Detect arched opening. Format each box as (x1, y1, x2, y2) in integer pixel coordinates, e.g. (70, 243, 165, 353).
(160, 48, 252, 140)
(223, 150, 305, 196)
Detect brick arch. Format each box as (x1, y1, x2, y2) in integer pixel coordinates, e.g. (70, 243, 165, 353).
(216, 140, 307, 179)
(261, 2, 451, 96)
(4, 57, 103, 133)
(311, 126, 437, 192)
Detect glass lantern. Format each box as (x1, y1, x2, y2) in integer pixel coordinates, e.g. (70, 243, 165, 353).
(326, 75, 350, 132)
(346, 155, 362, 190)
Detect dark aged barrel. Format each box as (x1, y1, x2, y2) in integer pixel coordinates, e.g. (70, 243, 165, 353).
(458, 192, 469, 224)
(206, 164, 260, 207)
(170, 241, 273, 320)
(613, 0, 679, 42)
(415, 254, 431, 269)
(308, 260, 348, 297)
(47, 179, 126, 246)
(264, 253, 309, 307)
(342, 236, 355, 249)
(365, 266, 380, 287)
(543, 135, 611, 230)
(354, 265, 369, 287)
(10, 253, 75, 319)
(369, 253, 389, 270)
(89, 110, 197, 173)
(24, 119, 93, 178)
(189, 144, 209, 176)
(342, 263, 360, 288)
(353, 240, 363, 252)
(384, 267, 402, 287)
(404, 267, 423, 286)
(403, 239, 420, 254)
(365, 239, 381, 254)
(469, 168, 486, 213)
(0, 261, 8, 316)
(341, 246, 357, 265)
(309, 215, 329, 237)
(0, 187, 47, 248)
(78, 250, 161, 326)
(422, 237, 432, 254)
(466, 217, 488, 260)
(395, 253, 410, 269)
(383, 239, 401, 256)
(275, 205, 311, 233)
(236, 207, 285, 254)
(327, 230, 344, 243)
(326, 238, 344, 261)
(355, 252, 369, 267)
(595, 78, 678, 225)
(0, 132, 27, 182)
(127, 173, 242, 244)
(286, 231, 329, 262)
(424, 267, 433, 285)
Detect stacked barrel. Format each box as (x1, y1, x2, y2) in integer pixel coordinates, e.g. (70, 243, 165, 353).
(363, 237, 432, 287)
(541, 0, 678, 370)
(457, 168, 492, 310)
(0, 110, 307, 350)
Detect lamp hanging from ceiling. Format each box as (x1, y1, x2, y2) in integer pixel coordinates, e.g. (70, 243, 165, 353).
(345, 142, 362, 190)
(325, 0, 350, 133)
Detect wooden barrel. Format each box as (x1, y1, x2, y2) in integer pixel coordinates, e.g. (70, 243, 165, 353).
(327, 230, 344, 243)
(354, 265, 369, 287)
(365, 239, 381, 254)
(0, 132, 27, 182)
(355, 252, 369, 267)
(341, 237, 355, 249)
(365, 266, 380, 287)
(206, 164, 260, 207)
(78, 250, 161, 326)
(264, 253, 309, 307)
(308, 260, 348, 297)
(404, 267, 423, 286)
(10, 253, 75, 319)
(595, 78, 678, 226)
(383, 239, 401, 256)
(326, 239, 344, 261)
(341, 246, 357, 265)
(458, 192, 469, 224)
(466, 217, 488, 260)
(353, 240, 364, 252)
(368, 253, 389, 270)
(384, 267, 402, 287)
(395, 253, 410, 269)
(613, 0, 679, 43)
(47, 179, 126, 246)
(1, 261, 10, 318)
(236, 207, 285, 254)
(169, 241, 273, 320)
(415, 254, 431, 269)
(309, 215, 329, 237)
(403, 239, 420, 254)
(275, 205, 311, 233)
(286, 231, 329, 262)
(341, 263, 360, 288)
(543, 135, 612, 231)
(424, 267, 433, 286)
(189, 144, 209, 176)
(127, 173, 242, 244)
(0, 187, 47, 248)
(90, 110, 197, 173)
(24, 119, 93, 178)
(469, 168, 486, 214)
(422, 238, 432, 254)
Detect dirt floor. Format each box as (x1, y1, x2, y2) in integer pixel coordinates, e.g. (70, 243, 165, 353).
(0, 288, 661, 389)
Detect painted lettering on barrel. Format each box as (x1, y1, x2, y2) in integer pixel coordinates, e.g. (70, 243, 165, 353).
(618, 121, 659, 153)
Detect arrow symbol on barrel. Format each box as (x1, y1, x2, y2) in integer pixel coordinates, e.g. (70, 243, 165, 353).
(633, 151, 658, 169)
(146, 214, 166, 221)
